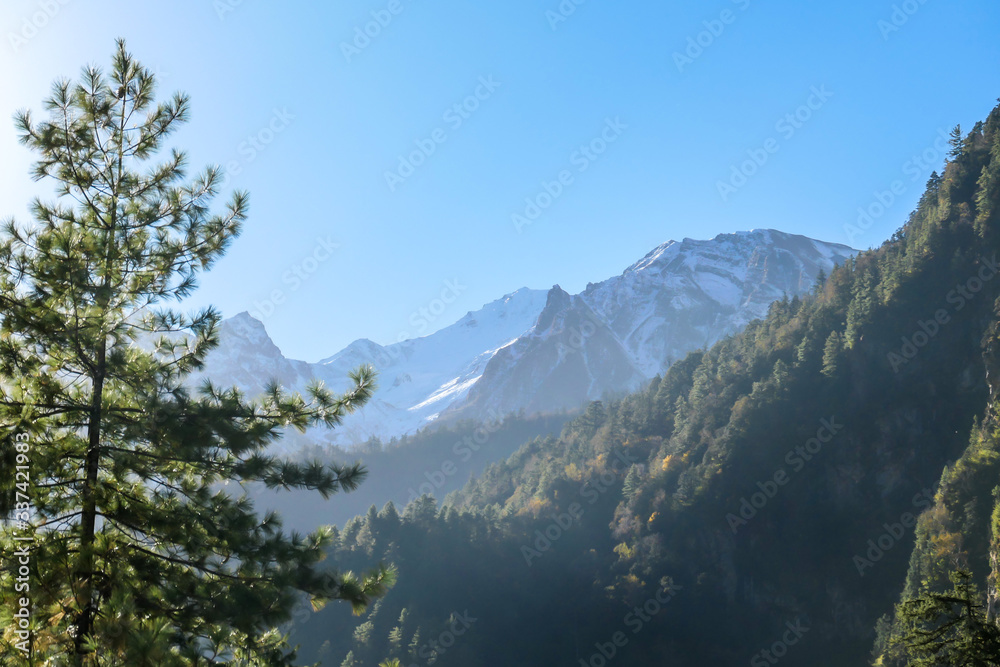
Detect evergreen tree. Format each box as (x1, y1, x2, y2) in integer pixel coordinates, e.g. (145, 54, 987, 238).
(576, 400, 607, 438)
(821, 331, 842, 378)
(622, 466, 640, 501)
(951, 124, 966, 160)
(813, 268, 827, 295)
(975, 132, 1000, 234)
(379, 501, 402, 530)
(795, 333, 816, 366)
(771, 359, 790, 386)
(0, 41, 392, 665)
(407, 628, 422, 660)
(845, 268, 876, 347)
(894, 570, 1000, 665)
(387, 626, 404, 653)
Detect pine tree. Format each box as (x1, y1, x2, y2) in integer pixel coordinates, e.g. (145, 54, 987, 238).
(622, 465, 640, 501)
(387, 625, 404, 653)
(408, 628, 422, 660)
(576, 400, 607, 438)
(975, 132, 1000, 235)
(379, 501, 402, 530)
(894, 570, 1000, 665)
(813, 268, 827, 295)
(844, 265, 877, 348)
(771, 359, 790, 387)
(795, 333, 816, 366)
(821, 331, 842, 378)
(0, 41, 393, 665)
(951, 124, 966, 160)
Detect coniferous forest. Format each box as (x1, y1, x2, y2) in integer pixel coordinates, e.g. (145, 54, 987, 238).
(4, 5, 1000, 666)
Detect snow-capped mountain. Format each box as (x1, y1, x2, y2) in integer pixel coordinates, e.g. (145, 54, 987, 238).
(192, 288, 550, 448)
(196, 229, 856, 448)
(452, 229, 856, 421)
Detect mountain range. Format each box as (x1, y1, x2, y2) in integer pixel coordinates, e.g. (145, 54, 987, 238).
(195, 229, 857, 449)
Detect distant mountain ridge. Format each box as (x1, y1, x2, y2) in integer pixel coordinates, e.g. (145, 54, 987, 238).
(195, 229, 857, 448)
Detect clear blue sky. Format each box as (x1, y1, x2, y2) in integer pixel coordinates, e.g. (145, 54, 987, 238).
(2, 0, 999, 361)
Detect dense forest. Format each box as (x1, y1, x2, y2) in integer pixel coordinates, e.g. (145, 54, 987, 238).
(286, 102, 1000, 665)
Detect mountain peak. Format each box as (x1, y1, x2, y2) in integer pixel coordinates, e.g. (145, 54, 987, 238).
(221, 311, 275, 347)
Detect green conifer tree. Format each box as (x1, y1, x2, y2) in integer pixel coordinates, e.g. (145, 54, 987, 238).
(894, 570, 1000, 665)
(0, 41, 392, 665)
(622, 465, 640, 501)
(821, 331, 842, 378)
(951, 124, 966, 160)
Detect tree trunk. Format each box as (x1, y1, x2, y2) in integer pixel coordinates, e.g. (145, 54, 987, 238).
(74, 340, 106, 662)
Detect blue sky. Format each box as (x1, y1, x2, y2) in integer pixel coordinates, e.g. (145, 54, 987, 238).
(2, 0, 999, 361)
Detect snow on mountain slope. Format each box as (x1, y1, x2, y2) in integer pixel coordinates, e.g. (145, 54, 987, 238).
(451, 230, 857, 421)
(197, 230, 856, 449)
(194, 288, 549, 449)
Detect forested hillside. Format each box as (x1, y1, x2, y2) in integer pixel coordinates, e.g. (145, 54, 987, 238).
(289, 103, 1000, 666)
(248, 413, 569, 534)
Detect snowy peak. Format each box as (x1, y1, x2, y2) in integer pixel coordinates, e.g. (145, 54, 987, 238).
(319, 338, 387, 368)
(624, 240, 680, 274)
(192, 312, 315, 400)
(223, 312, 281, 353)
(448, 230, 857, 419)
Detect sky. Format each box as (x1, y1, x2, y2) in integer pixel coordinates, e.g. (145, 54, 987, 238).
(1, 0, 999, 362)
